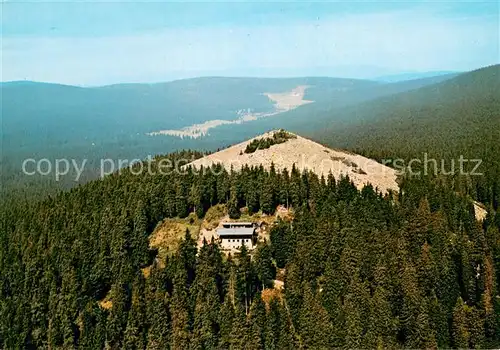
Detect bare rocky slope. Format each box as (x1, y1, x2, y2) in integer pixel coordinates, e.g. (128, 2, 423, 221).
(187, 130, 399, 194)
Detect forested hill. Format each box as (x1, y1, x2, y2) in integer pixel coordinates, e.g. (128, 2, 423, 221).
(1, 149, 499, 348)
(1, 73, 458, 200)
(307, 64, 500, 210)
(1, 67, 499, 348)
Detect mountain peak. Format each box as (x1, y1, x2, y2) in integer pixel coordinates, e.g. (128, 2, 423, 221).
(187, 130, 399, 194)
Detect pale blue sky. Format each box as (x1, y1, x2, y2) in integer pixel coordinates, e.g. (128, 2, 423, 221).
(2, 1, 499, 85)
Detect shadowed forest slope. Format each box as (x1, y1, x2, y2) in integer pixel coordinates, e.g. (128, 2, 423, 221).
(1, 149, 500, 348)
(307, 65, 500, 209)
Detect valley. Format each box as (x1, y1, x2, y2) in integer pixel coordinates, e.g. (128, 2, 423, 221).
(0, 73, 462, 198)
(147, 85, 313, 138)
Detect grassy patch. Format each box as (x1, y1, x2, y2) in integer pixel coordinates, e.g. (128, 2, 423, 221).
(149, 213, 201, 265)
(203, 204, 227, 230)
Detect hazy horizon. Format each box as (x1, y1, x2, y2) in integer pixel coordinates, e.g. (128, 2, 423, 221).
(2, 1, 499, 86)
(1, 68, 469, 88)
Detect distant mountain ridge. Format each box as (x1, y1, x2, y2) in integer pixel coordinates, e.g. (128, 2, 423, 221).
(313, 64, 500, 145)
(308, 64, 500, 208)
(1, 67, 493, 197)
(375, 71, 460, 82)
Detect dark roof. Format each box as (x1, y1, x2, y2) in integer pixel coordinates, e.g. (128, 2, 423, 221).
(217, 227, 255, 236)
(222, 222, 254, 226)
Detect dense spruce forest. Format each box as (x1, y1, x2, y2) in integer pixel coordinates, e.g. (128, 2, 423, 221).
(313, 65, 500, 212)
(1, 150, 499, 349)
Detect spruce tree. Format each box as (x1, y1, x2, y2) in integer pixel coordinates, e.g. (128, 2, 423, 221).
(228, 183, 241, 219)
(254, 243, 276, 290)
(145, 291, 171, 350)
(260, 175, 275, 215)
(218, 296, 235, 349)
(106, 281, 130, 349)
(228, 302, 247, 350)
(170, 270, 191, 350)
(299, 285, 334, 349)
(175, 180, 189, 219)
(131, 200, 150, 268)
(264, 298, 281, 350)
(123, 274, 147, 350)
(452, 297, 469, 349)
(248, 294, 266, 347)
(191, 241, 223, 349)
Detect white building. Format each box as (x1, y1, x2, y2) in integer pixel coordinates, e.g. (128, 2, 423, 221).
(217, 222, 256, 250)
